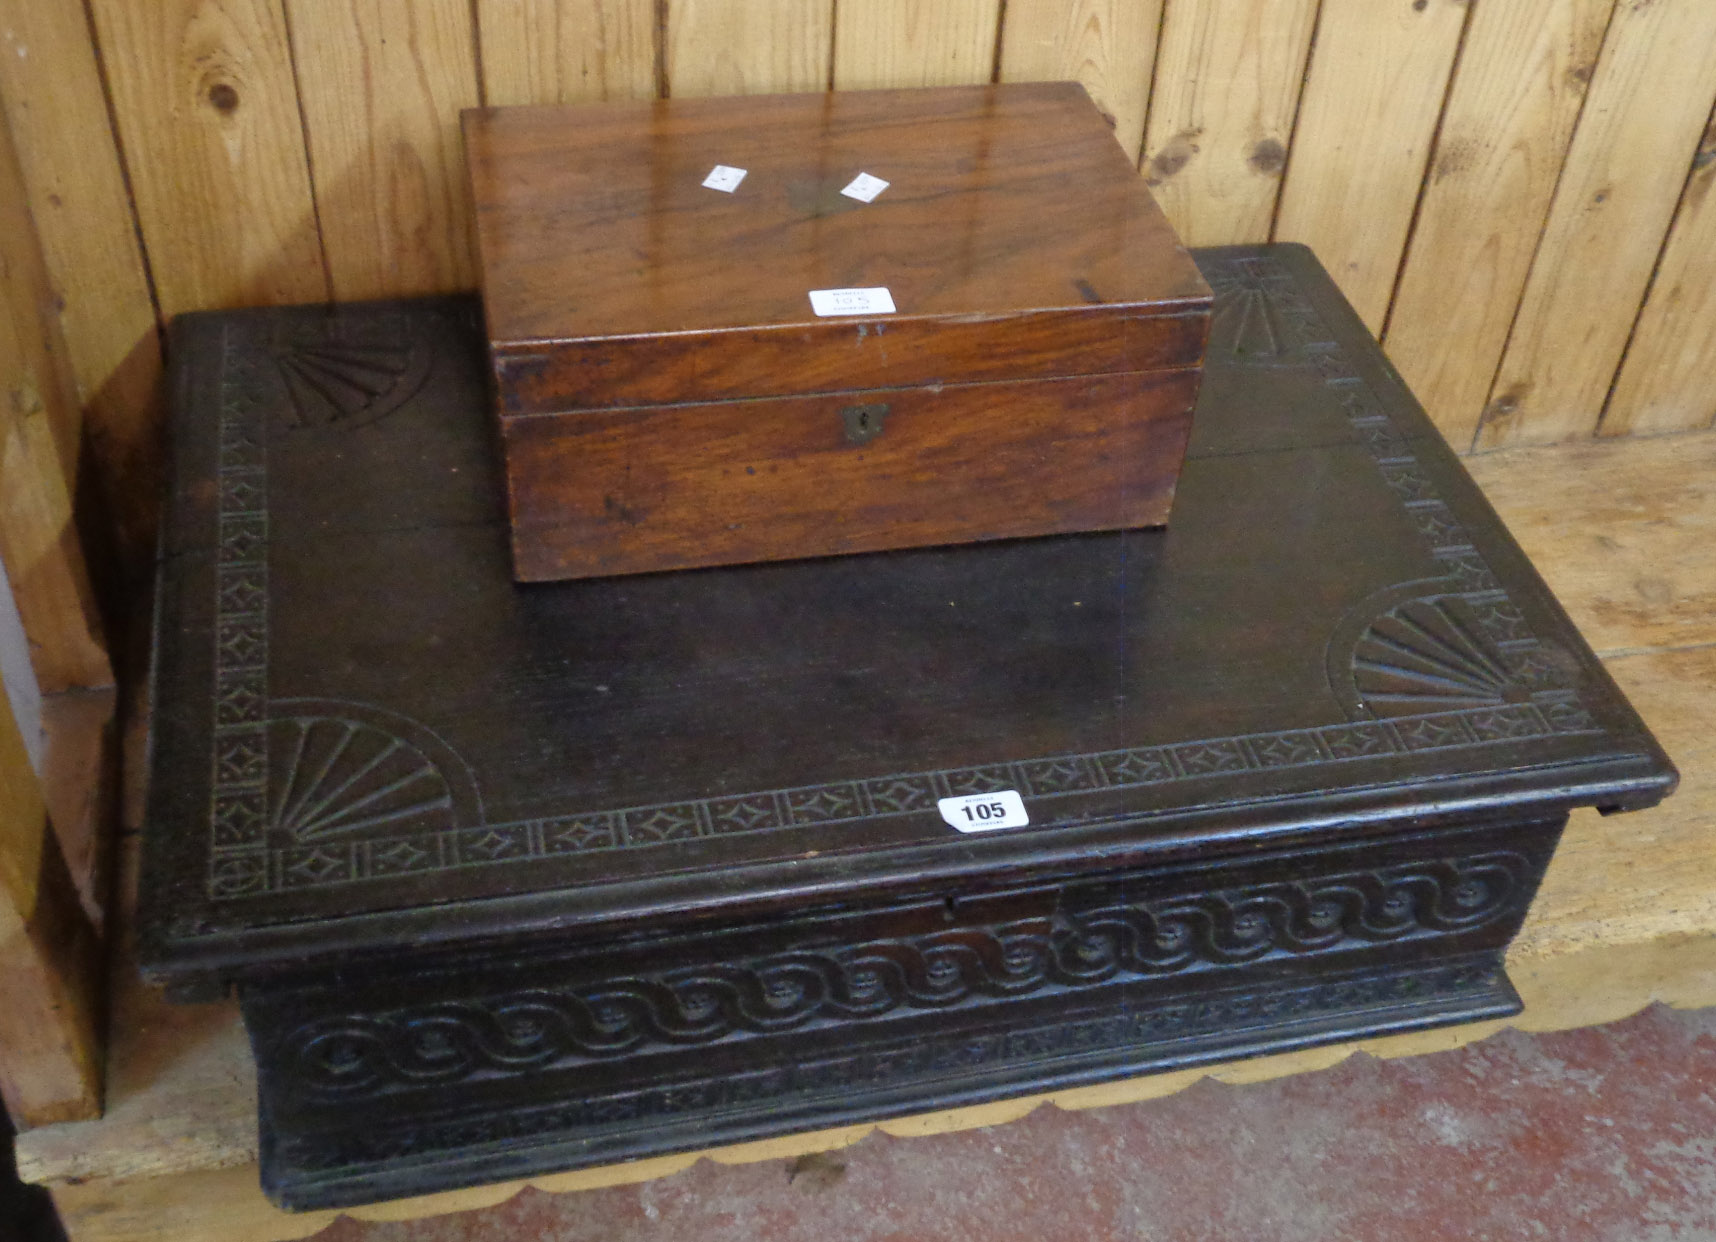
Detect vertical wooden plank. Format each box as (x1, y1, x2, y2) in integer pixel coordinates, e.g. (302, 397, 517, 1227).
(1599, 107, 1716, 438)
(0, 0, 167, 566)
(997, 0, 1162, 164)
(1139, 0, 1320, 247)
(0, 661, 104, 1126)
(0, 566, 41, 775)
(1384, 0, 1615, 450)
(0, 416, 109, 698)
(833, 0, 1002, 91)
(1477, 0, 1716, 449)
(1273, 0, 1469, 333)
(665, 0, 833, 97)
(0, 106, 111, 695)
(478, 0, 658, 106)
(38, 689, 118, 934)
(88, 0, 329, 316)
(286, 0, 482, 300)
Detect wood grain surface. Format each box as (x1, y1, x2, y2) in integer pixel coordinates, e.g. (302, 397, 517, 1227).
(1273, 0, 1470, 332)
(468, 84, 1209, 412)
(0, 0, 165, 567)
(997, 0, 1162, 163)
(0, 109, 111, 695)
(833, 0, 1002, 91)
(1384, 0, 1614, 450)
(1515, 645, 1715, 963)
(38, 690, 118, 935)
(1476, 0, 1716, 449)
(1600, 107, 1716, 439)
(87, 0, 328, 315)
(0, 668, 48, 977)
(473, 82, 1207, 578)
(664, 0, 833, 96)
(1463, 432, 1716, 658)
(0, 667, 104, 1126)
(1141, 0, 1319, 247)
(504, 370, 1198, 579)
(477, 0, 657, 106)
(286, 0, 481, 299)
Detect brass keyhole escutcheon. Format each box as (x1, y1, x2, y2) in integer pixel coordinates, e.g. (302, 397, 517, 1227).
(840, 402, 890, 446)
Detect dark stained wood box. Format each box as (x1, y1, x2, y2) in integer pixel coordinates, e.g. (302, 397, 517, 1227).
(462, 83, 1212, 582)
(138, 247, 1673, 1212)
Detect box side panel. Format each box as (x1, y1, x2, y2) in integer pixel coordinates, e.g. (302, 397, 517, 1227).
(503, 367, 1200, 581)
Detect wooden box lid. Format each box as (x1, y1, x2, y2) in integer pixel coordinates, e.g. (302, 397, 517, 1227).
(463, 83, 1211, 414)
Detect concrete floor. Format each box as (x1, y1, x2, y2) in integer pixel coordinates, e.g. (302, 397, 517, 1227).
(301, 1002, 1716, 1242)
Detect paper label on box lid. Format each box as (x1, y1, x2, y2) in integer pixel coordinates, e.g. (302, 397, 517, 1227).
(809, 287, 896, 317)
(841, 172, 889, 203)
(701, 165, 747, 192)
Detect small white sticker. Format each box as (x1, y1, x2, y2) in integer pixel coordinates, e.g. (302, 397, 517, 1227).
(841, 172, 890, 203)
(701, 164, 747, 193)
(809, 287, 896, 316)
(939, 790, 1030, 833)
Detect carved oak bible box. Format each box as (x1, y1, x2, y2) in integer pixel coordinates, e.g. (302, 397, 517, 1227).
(137, 247, 1675, 1211)
(462, 82, 1212, 582)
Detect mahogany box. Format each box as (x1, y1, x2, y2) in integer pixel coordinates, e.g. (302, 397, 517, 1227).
(462, 83, 1212, 582)
(138, 246, 1673, 1211)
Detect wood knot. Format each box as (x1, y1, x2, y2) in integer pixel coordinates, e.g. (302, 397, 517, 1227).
(1483, 387, 1526, 426)
(1248, 138, 1286, 176)
(207, 82, 240, 114)
(1146, 128, 1204, 186)
(8, 380, 43, 418)
(1433, 139, 1475, 183)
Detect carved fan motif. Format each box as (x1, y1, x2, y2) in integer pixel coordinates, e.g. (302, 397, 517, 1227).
(1351, 598, 1530, 715)
(1210, 275, 1284, 357)
(267, 716, 454, 840)
(1206, 258, 1307, 358)
(274, 339, 428, 428)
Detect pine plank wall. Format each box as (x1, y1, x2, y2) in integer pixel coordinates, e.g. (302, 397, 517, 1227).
(2, 0, 1716, 607)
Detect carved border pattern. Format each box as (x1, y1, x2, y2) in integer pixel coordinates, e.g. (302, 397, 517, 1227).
(278, 851, 1529, 1098)
(202, 267, 1603, 900)
(273, 958, 1503, 1169)
(206, 699, 1590, 897)
(207, 327, 274, 897)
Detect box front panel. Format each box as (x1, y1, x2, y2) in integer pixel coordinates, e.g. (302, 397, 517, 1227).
(245, 813, 1561, 1209)
(504, 368, 1201, 581)
(492, 308, 1211, 413)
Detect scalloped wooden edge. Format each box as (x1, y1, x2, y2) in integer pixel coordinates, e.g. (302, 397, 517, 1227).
(46, 929, 1716, 1242)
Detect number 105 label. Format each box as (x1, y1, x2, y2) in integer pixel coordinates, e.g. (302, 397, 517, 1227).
(938, 790, 1030, 833)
